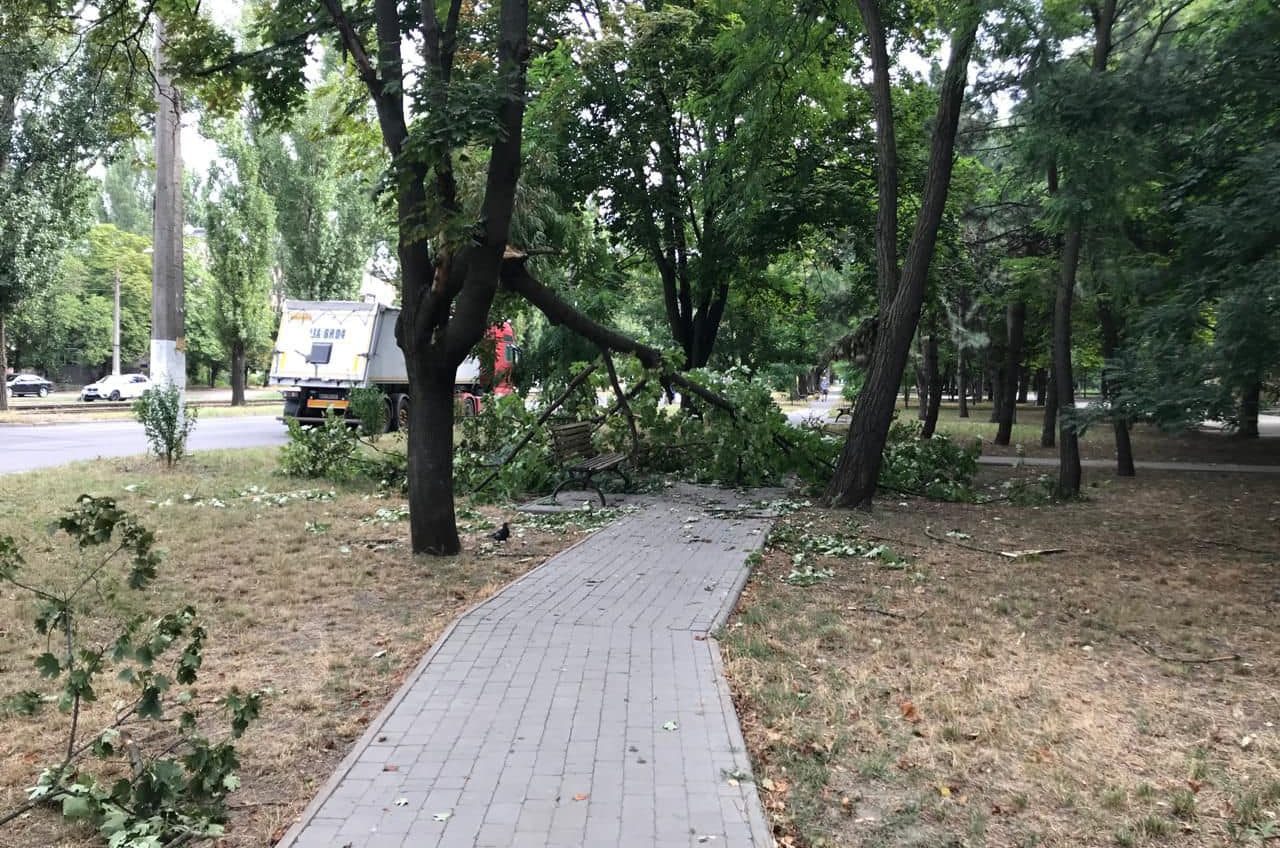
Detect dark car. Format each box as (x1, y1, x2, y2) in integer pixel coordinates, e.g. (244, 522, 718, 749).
(6, 374, 55, 397)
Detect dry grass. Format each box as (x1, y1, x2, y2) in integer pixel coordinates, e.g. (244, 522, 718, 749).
(0, 449, 590, 847)
(723, 468, 1280, 848)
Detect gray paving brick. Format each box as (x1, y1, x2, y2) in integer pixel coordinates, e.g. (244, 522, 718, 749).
(277, 486, 777, 847)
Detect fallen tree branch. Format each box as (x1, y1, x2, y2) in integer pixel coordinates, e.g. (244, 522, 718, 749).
(924, 525, 1002, 555)
(1193, 537, 1278, 558)
(470, 362, 599, 494)
(846, 605, 908, 620)
(600, 348, 640, 455)
(1120, 632, 1240, 665)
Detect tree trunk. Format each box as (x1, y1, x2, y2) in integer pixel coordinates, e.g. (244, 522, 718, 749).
(1034, 367, 1047, 406)
(921, 332, 942, 438)
(825, 4, 979, 508)
(0, 315, 8, 412)
(957, 349, 968, 418)
(995, 301, 1026, 445)
(1097, 300, 1134, 475)
(1239, 381, 1261, 438)
(230, 340, 246, 406)
(1054, 228, 1083, 497)
(1017, 365, 1029, 403)
(1041, 372, 1057, 447)
(405, 364, 461, 554)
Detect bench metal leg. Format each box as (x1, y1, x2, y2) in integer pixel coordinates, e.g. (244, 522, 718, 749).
(551, 474, 608, 507)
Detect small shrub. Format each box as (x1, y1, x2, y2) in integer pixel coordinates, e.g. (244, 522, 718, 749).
(280, 411, 358, 480)
(879, 419, 979, 501)
(348, 386, 388, 438)
(132, 382, 198, 466)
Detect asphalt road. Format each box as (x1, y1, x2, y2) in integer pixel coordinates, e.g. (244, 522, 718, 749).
(0, 415, 288, 475)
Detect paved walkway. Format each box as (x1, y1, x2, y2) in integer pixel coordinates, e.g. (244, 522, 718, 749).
(278, 487, 777, 848)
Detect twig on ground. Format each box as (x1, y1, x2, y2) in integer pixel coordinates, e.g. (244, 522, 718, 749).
(924, 525, 1001, 555)
(1121, 632, 1240, 665)
(846, 605, 908, 620)
(1193, 537, 1278, 558)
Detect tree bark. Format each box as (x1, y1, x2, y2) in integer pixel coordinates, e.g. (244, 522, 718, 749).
(1017, 365, 1029, 403)
(405, 364, 461, 554)
(230, 339, 246, 406)
(957, 348, 968, 418)
(1238, 381, 1261, 438)
(1097, 299, 1134, 475)
(1041, 371, 1057, 447)
(921, 332, 942, 438)
(825, 5, 980, 508)
(1034, 367, 1047, 406)
(995, 301, 1026, 445)
(1054, 227, 1083, 496)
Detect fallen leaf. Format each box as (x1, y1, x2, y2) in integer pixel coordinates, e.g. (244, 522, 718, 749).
(899, 700, 922, 723)
(431, 811, 451, 822)
(760, 778, 776, 792)
(383, 764, 399, 772)
(573, 793, 589, 801)
(662, 720, 679, 731)
(394, 798, 408, 807)
(937, 784, 951, 797)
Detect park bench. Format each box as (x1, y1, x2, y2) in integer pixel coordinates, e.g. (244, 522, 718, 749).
(548, 420, 630, 506)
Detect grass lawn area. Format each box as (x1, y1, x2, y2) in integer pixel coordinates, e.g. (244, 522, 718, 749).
(815, 399, 1280, 466)
(0, 448, 599, 847)
(723, 466, 1280, 847)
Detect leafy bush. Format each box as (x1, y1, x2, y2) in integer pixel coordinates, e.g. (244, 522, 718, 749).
(878, 419, 979, 501)
(348, 386, 388, 437)
(0, 496, 263, 846)
(280, 411, 358, 480)
(132, 382, 197, 466)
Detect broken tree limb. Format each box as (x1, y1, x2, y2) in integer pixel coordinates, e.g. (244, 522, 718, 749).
(470, 362, 599, 494)
(500, 261, 663, 369)
(1120, 632, 1240, 665)
(600, 348, 640, 456)
(501, 259, 742, 414)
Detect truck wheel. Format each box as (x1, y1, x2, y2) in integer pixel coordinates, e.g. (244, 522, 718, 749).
(396, 395, 410, 434)
(384, 397, 397, 433)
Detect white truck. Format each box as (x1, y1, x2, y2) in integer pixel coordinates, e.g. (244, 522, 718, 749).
(267, 299, 516, 429)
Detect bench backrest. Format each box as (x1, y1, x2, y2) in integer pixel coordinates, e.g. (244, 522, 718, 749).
(549, 421, 596, 462)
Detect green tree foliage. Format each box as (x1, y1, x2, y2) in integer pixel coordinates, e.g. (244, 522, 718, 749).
(256, 68, 382, 301)
(204, 118, 277, 406)
(530, 0, 863, 370)
(9, 224, 152, 378)
(100, 151, 154, 236)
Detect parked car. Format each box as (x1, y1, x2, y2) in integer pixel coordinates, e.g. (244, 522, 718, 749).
(81, 373, 151, 402)
(6, 373, 54, 397)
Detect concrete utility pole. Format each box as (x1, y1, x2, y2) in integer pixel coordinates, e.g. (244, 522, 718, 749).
(112, 268, 121, 375)
(151, 15, 185, 392)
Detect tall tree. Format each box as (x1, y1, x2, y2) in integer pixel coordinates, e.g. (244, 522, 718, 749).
(257, 69, 381, 301)
(205, 120, 276, 406)
(825, 0, 983, 508)
(0, 9, 115, 408)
